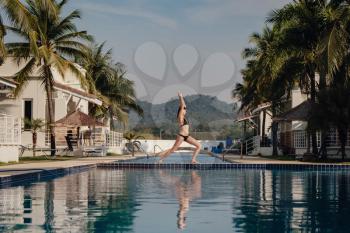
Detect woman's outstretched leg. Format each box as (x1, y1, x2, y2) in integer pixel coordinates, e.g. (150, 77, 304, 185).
(184, 136, 201, 164)
(158, 136, 184, 163)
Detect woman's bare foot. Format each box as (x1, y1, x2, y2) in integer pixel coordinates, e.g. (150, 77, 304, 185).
(191, 160, 199, 164)
(157, 158, 164, 164)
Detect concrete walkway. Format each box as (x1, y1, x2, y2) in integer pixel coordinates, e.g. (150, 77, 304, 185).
(0, 154, 144, 178)
(223, 154, 349, 164)
(0, 153, 348, 182)
(223, 154, 303, 164)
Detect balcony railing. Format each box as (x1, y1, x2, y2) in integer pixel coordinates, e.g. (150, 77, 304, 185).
(45, 128, 123, 148)
(0, 114, 21, 145)
(292, 129, 350, 149)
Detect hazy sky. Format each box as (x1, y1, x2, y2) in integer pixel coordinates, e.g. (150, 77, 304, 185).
(16, 0, 293, 104)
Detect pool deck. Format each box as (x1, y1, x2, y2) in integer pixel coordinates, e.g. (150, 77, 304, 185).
(1, 154, 349, 186)
(0, 155, 142, 177)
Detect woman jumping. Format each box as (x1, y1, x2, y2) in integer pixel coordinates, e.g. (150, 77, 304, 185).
(157, 92, 201, 164)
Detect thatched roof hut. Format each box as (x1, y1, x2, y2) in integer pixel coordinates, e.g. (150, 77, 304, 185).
(274, 100, 312, 122)
(55, 110, 104, 126)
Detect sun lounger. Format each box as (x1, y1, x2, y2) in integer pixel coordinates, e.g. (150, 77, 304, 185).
(82, 146, 106, 156)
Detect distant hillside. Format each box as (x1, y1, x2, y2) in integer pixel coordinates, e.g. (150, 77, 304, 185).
(127, 95, 239, 139)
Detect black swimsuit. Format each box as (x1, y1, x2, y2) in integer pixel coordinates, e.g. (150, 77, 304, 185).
(178, 117, 190, 141)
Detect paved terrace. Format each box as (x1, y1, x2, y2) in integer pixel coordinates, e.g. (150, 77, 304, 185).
(0, 155, 144, 179)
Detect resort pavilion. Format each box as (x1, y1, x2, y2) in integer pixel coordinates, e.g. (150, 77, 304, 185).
(54, 109, 106, 148)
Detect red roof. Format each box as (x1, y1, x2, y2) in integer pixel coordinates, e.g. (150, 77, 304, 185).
(0, 77, 18, 87)
(53, 82, 101, 105)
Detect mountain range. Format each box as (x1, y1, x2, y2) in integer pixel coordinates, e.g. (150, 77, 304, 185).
(127, 95, 238, 139)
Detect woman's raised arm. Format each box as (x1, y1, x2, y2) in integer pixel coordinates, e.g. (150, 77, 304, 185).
(178, 92, 186, 108)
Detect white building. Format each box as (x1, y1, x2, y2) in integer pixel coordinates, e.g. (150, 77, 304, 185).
(0, 58, 101, 147)
(237, 85, 350, 158)
(0, 58, 123, 161)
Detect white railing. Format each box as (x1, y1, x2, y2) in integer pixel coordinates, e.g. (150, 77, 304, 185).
(45, 128, 123, 148)
(292, 129, 350, 149)
(245, 135, 260, 155)
(78, 131, 123, 147)
(106, 131, 123, 147)
(0, 114, 21, 145)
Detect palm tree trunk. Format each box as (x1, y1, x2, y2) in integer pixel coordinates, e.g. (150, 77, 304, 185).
(272, 121, 278, 156)
(338, 127, 347, 161)
(109, 109, 114, 131)
(318, 70, 328, 159)
(306, 131, 310, 154)
(44, 66, 56, 157)
(271, 104, 278, 156)
(308, 69, 318, 155)
(261, 110, 266, 146)
(243, 121, 247, 155)
(319, 131, 328, 160)
(32, 131, 37, 157)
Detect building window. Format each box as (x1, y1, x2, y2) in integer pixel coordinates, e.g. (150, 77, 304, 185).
(24, 99, 33, 129)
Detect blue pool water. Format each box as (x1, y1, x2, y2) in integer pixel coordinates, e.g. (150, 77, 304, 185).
(125, 152, 228, 164)
(1, 168, 350, 232)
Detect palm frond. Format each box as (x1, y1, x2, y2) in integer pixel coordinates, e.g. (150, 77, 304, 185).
(13, 57, 36, 96)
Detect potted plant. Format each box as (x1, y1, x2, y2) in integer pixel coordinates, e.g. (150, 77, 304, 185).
(24, 118, 45, 157)
(123, 132, 145, 156)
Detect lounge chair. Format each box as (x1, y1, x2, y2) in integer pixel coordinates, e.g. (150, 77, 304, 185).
(82, 146, 106, 156)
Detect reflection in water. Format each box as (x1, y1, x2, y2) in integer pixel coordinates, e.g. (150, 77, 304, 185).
(233, 170, 350, 233)
(0, 169, 350, 232)
(158, 170, 202, 229)
(0, 169, 136, 233)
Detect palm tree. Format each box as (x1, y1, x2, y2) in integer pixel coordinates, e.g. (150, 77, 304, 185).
(24, 118, 45, 157)
(235, 0, 350, 159)
(0, 15, 6, 64)
(320, 0, 350, 76)
(1, 0, 92, 156)
(123, 132, 145, 156)
(78, 43, 143, 129)
(267, 0, 327, 155)
(236, 26, 298, 156)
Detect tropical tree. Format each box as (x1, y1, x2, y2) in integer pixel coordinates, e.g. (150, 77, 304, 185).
(78, 43, 143, 129)
(123, 131, 145, 156)
(235, 0, 350, 159)
(0, 15, 6, 63)
(1, 0, 92, 156)
(24, 118, 45, 157)
(235, 26, 298, 156)
(267, 0, 328, 155)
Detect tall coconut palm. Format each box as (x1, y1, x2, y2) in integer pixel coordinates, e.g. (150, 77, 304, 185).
(237, 25, 298, 156)
(78, 43, 143, 129)
(1, 0, 92, 156)
(267, 0, 328, 155)
(320, 0, 350, 75)
(0, 15, 6, 63)
(317, 1, 350, 159)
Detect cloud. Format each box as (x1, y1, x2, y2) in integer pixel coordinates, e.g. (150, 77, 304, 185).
(79, 2, 178, 30)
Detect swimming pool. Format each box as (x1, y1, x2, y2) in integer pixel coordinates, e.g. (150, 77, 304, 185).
(123, 152, 228, 164)
(0, 168, 349, 232)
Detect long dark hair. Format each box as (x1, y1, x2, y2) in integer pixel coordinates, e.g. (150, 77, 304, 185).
(177, 107, 181, 118)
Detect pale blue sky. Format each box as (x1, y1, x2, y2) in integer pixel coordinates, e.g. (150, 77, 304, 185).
(8, 0, 293, 103)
